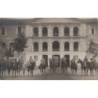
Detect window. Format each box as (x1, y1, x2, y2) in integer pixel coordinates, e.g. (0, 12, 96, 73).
(73, 27, 79, 36)
(33, 27, 38, 36)
(91, 28, 94, 35)
(64, 27, 69, 36)
(34, 42, 38, 52)
(74, 42, 79, 51)
(42, 27, 48, 36)
(42, 42, 48, 51)
(64, 42, 69, 51)
(52, 41, 60, 51)
(53, 27, 59, 36)
(18, 27, 22, 35)
(1, 27, 5, 35)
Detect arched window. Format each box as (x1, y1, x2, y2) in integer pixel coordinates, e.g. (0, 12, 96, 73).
(73, 27, 79, 36)
(42, 27, 48, 36)
(52, 41, 60, 51)
(64, 42, 69, 51)
(64, 27, 69, 36)
(53, 27, 59, 36)
(74, 42, 79, 51)
(42, 42, 48, 51)
(2, 42, 6, 50)
(18, 27, 22, 35)
(34, 42, 38, 52)
(33, 27, 39, 36)
(1, 27, 5, 35)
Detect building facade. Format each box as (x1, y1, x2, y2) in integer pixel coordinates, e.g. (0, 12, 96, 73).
(0, 18, 98, 66)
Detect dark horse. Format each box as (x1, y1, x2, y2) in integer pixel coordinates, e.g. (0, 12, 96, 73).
(77, 59, 88, 75)
(71, 59, 78, 74)
(39, 62, 47, 75)
(0, 59, 6, 77)
(78, 58, 97, 76)
(27, 61, 35, 76)
(61, 58, 68, 74)
(49, 58, 59, 74)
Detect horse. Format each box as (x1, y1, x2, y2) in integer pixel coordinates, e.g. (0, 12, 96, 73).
(61, 58, 68, 74)
(0, 60, 3, 77)
(51, 58, 58, 74)
(6, 60, 11, 76)
(77, 59, 88, 75)
(26, 60, 36, 76)
(39, 62, 47, 75)
(0, 59, 8, 78)
(17, 59, 23, 76)
(29, 61, 36, 76)
(70, 60, 78, 74)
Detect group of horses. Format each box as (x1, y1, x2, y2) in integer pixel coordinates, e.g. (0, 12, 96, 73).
(0, 58, 36, 77)
(39, 56, 98, 76)
(0, 56, 98, 78)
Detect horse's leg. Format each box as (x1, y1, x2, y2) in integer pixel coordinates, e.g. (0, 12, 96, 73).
(14, 69, 16, 77)
(75, 68, 77, 74)
(28, 69, 29, 76)
(86, 68, 88, 76)
(54, 66, 56, 73)
(42, 69, 43, 75)
(90, 70, 92, 76)
(81, 68, 83, 76)
(23, 69, 25, 76)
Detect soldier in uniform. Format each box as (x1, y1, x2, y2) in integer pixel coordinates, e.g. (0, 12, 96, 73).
(61, 56, 68, 74)
(6, 58, 11, 77)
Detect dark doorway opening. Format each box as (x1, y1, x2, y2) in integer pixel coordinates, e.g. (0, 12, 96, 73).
(52, 55, 60, 67)
(42, 55, 48, 67)
(64, 55, 70, 67)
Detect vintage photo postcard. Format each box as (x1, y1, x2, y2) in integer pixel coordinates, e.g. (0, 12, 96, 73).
(0, 18, 98, 80)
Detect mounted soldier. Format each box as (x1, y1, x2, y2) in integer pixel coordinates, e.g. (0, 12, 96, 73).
(39, 58, 46, 75)
(29, 57, 36, 76)
(61, 56, 68, 74)
(71, 56, 78, 74)
(6, 58, 11, 76)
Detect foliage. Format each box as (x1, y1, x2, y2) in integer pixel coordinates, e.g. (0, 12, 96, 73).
(87, 39, 97, 57)
(14, 33, 27, 53)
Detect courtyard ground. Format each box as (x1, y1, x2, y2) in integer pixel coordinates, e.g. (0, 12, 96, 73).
(1, 67, 98, 80)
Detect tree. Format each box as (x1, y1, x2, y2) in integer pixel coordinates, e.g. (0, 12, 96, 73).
(14, 33, 27, 55)
(87, 39, 98, 57)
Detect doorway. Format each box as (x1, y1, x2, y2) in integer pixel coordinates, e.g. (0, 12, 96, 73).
(64, 55, 70, 67)
(42, 55, 48, 67)
(52, 55, 60, 67)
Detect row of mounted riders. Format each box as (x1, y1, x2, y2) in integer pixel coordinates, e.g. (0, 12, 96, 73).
(0, 56, 98, 77)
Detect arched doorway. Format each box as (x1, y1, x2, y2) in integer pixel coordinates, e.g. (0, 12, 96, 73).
(64, 55, 70, 67)
(42, 55, 48, 67)
(52, 55, 60, 67)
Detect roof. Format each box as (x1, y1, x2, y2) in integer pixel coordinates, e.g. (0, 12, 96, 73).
(0, 18, 32, 25)
(31, 18, 83, 24)
(0, 18, 97, 25)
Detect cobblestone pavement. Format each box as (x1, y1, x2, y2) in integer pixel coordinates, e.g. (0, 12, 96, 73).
(1, 68, 98, 80)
